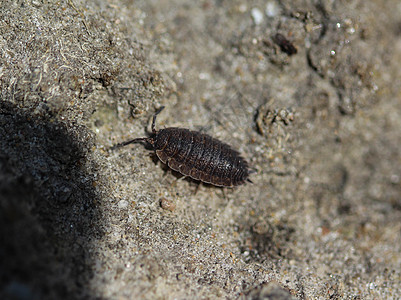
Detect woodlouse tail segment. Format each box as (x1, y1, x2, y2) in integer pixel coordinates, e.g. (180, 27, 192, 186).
(152, 106, 165, 133)
(246, 168, 256, 184)
(248, 168, 257, 175)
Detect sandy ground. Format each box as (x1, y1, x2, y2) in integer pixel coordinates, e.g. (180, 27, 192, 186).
(1, 0, 401, 299)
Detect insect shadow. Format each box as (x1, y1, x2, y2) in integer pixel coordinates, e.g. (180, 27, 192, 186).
(113, 106, 253, 188)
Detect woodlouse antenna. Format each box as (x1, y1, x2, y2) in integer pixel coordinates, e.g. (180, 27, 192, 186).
(111, 137, 152, 150)
(111, 106, 165, 150)
(152, 106, 165, 134)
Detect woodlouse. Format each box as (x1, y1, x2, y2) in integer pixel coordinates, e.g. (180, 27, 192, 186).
(116, 107, 252, 187)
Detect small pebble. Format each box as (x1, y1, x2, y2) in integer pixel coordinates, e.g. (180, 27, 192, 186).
(118, 200, 129, 209)
(251, 8, 263, 25)
(160, 197, 176, 212)
(265, 1, 280, 17)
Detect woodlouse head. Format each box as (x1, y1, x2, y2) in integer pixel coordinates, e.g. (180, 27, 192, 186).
(152, 129, 170, 151)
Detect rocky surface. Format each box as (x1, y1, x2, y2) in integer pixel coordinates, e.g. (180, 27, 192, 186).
(1, 0, 400, 299)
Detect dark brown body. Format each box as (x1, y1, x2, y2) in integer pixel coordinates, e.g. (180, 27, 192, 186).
(116, 107, 252, 187)
(154, 128, 250, 187)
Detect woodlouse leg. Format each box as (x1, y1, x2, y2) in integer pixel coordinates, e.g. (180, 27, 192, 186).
(169, 174, 188, 190)
(221, 187, 227, 199)
(169, 174, 188, 188)
(175, 174, 188, 182)
(193, 181, 202, 195)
